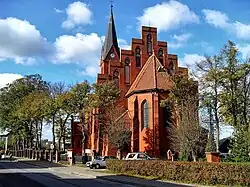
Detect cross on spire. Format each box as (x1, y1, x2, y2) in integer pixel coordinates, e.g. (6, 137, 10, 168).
(109, 0, 114, 10)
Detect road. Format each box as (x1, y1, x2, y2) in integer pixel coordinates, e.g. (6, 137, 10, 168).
(0, 161, 135, 187)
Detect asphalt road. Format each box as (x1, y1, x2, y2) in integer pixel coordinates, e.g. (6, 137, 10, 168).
(0, 161, 135, 187)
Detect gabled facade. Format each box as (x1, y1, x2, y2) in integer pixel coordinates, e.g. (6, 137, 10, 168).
(88, 7, 190, 157)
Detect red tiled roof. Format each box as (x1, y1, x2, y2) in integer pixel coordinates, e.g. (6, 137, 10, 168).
(126, 53, 173, 97)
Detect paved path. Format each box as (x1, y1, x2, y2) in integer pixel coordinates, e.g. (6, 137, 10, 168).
(0, 161, 135, 187)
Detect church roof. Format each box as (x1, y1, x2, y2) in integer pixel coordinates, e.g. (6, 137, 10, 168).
(126, 53, 173, 97)
(102, 6, 120, 60)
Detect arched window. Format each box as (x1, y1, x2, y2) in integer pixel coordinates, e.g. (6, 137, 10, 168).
(141, 100, 149, 129)
(147, 34, 152, 55)
(164, 105, 172, 128)
(135, 47, 141, 67)
(125, 58, 130, 84)
(158, 48, 164, 64)
(169, 61, 174, 75)
(113, 70, 119, 87)
(158, 48, 163, 57)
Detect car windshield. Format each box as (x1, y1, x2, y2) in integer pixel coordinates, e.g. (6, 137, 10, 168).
(94, 156, 103, 160)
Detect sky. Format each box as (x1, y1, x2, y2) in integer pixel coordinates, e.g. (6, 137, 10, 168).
(1, 0, 248, 139)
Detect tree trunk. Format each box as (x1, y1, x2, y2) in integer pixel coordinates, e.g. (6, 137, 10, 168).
(58, 136, 61, 151)
(214, 82, 220, 152)
(39, 121, 43, 149)
(35, 121, 39, 149)
(29, 122, 33, 148)
(52, 115, 56, 150)
(63, 135, 65, 152)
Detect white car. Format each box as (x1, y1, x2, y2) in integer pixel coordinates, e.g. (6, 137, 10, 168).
(86, 161, 92, 167)
(90, 156, 117, 169)
(1, 154, 12, 160)
(124, 152, 151, 160)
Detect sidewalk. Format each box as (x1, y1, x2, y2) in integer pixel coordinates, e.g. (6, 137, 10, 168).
(18, 159, 208, 187)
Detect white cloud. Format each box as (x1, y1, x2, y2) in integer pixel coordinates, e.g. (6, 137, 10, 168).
(203, 9, 250, 40)
(118, 39, 130, 50)
(173, 33, 192, 42)
(180, 53, 205, 67)
(53, 33, 102, 76)
(179, 54, 205, 79)
(54, 8, 64, 13)
(202, 9, 229, 29)
(169, 33, 192, 49)
(0, 17, 52, 65)
(238, 44, 250, 59)
(137, 0, 199, 32)
(101, 36, 130, 50)
(62, 1, 92, 29)
(79, 66, 99, 77)
(0, 73, 23, 89)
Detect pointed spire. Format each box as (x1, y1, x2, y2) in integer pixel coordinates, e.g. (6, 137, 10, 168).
(102, 3, 119, 60)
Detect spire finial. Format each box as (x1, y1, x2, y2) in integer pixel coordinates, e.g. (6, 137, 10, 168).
(109, 0, 114, 12)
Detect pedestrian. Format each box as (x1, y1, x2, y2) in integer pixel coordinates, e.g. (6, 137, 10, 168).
(167, 149, 172, 161)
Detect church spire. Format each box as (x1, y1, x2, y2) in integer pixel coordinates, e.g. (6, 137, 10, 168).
(102, 3, 119, 60)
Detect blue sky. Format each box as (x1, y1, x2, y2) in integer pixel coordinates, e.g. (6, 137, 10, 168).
(1, 0, 249, 139)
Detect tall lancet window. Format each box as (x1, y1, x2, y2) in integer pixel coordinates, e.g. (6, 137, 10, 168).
(113, 70, 119, 87)
(158, 48, 164, 64)
(147, 34, 152, 55)
(169, 61, 174, 75)
(125, 58, 130, 84)
(135, 47, 141, 67)
(141, 100, 149, 129)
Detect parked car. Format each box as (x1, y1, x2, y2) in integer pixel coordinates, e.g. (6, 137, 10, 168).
(90, 156, 117, 169)
(86, 156, 102, 167)
(124, 152, 151, 160)
(1, 153, 12, 160)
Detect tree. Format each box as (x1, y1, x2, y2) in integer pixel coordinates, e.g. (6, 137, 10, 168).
(219, 41, 250, 161)
(45, 82, 66, 150)
(196, 55, 223, 152)
(17, 91, 49, 149)
(85, 81, 120, 154)
(0, 74, 49, 149)
(163, 76, 205, 161)
(70, 81, 91, 154)
(102, 105, 131, 159)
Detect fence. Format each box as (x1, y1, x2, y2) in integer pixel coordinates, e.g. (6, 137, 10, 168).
(10, 149, 59, 162)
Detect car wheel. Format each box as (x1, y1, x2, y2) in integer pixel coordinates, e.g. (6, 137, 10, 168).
(95, 164, 100, 169)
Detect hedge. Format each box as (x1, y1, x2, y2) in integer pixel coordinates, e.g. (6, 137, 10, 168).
(106, 160, 250, 186)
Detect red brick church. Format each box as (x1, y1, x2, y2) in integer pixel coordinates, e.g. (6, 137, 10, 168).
(72, 6, 190, 158)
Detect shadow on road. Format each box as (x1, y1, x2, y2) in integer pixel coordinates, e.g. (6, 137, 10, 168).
(0, 172, 189, 187)
(0, 161, 191, 187)
(0, 160, 66, 169)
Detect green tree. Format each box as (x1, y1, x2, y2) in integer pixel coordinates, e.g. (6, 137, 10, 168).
(0, 74, 49, 149)
(196, 55, 223, 152)
(103, 105, 131, 159)
(17, 91, 49, 149)
(163, 76, 205, 161)
(86, 81, 120, 154)
(219, 41, 250, 161)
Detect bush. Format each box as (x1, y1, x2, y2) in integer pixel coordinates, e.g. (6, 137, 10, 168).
(106, 160, 250, 186)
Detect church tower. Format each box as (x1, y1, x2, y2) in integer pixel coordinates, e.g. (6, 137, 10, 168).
(101, 5, 120, 61)
(93, 4, 191, 157)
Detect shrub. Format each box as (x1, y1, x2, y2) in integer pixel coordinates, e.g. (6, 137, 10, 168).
(106, 160, 250, 186)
